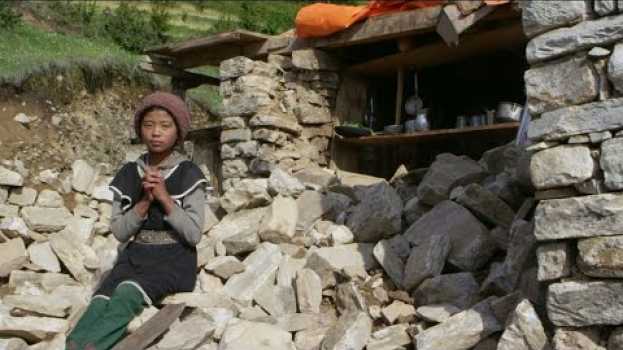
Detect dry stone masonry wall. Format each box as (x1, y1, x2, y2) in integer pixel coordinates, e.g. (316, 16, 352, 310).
(525, 0, 623, 348)
(219, 49, 339, 192)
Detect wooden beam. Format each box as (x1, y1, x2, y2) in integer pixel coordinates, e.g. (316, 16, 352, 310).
(288, 5, 442, 50)
(140, 57, 220, 87)
(111, 303, 185, 350)
(436, 4, 495, 46)
(395, 68, 405, 125)
(349, 22, 525, 76)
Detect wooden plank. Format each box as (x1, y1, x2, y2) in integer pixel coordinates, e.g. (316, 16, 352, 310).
(307, 5, 442, 49)
(349, 22, 525, 76)
(335, 122, 519, 145)
(395, 68, 405, 125)
(111, 303, 186, 350)
(335, 73, 368, 125)
(146, 30, 270, 55)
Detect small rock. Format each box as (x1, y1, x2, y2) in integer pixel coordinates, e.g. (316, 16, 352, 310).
(415, 304, 461, 323)
(555, 327, 604, 350)
(204, 256, 245, 279)
(268, 168, 305, 197)
(219, 319, 296, 350)
(0, 238, 28, 277)
(220, 179, 271, 213)
(321, 311, 371, 350)
(537, 242, 572, 281)
(296, 268, 323, 313)
(36, 189, 64, 208)
(0, 166, 23, 186)
(259, 195, 298, 243)
(366, 324, 411, 350)
(28, 241, 61, 273)
(497, 299, 550, 350)
(381, 300, 416, 324)
(413, 272, 480, 310)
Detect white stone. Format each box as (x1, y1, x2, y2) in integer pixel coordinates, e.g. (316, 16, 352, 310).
(219, 319, 296, 350)
(373, 239, 405, 290)
(259, 195, 298, 243)
(150, 311, 215, 350)
(416, 304, 462, 323)
(601, 137, 623, 190)
(0, 238, 28, 277)
(296, 268, 322, 314)
(381, 301, 416, 324)
(366, 324, 411, 350)
(71, 160, 97, 194)
(38, 169, 59, 184)
(8, 187, 37, 206)
(537, 242, 572, 281)
(0, 217, 29, 238)
(3, 293, 72, 318)
(268, 168, 305, 197)
(220, 178, 271, 213)
(0, 166, 23, 186)
(0, 313, 68, 342)
(497, 299, 550, 350)
(0, 203, 19, 218)
(28, 241, 61, 273)
(48, 230, 95, 284)
(530, 145, 594, 190)
(321, 311, 371, 350)
(21, 206, 72, 232)
(223, 242, 283, 302)
(328, 224, 354, 245)
(204, 256, 246, 279)
(36, 189, 64, 208)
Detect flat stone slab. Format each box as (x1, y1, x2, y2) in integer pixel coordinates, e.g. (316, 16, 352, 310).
(548, 280, 623, 326)
(223, 242, 282, 302)
(535, 193, 623, 240)
(528, 98, 623, 142)
(578, 235, 623, 278)
(21, 206, 72, 232)
(530, 145, 595, 190)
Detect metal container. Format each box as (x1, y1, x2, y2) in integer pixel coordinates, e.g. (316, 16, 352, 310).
(495, 102, 523, 122)
(384, 124, 403, 134)
(405, 118, 418, 133)
(414, 109, 430, 131)
(456, 115, 467, 128)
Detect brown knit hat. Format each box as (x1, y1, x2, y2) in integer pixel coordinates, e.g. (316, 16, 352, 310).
(134, 91, 191, 144)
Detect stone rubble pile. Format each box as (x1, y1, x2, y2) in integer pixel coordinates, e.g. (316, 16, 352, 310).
(524, 0, 623, 348)
(0, 139, 539, 349)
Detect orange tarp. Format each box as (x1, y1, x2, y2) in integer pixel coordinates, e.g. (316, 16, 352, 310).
(295, 0, 510, 38)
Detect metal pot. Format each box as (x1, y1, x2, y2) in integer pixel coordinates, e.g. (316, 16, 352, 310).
(495, 102, 523, 122)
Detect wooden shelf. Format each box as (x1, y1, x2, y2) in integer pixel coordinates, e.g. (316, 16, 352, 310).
(335, 122, 519, 145)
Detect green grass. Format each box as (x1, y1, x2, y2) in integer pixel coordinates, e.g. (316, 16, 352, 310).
(0, 23, 139, 81)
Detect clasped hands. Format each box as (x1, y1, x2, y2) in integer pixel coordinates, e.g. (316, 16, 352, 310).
(135, 166, 175, 217)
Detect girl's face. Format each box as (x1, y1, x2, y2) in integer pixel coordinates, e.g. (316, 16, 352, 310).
(140, 108, 178, 154)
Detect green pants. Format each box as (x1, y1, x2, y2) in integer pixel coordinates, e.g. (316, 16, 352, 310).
(67, 283, 146, 350)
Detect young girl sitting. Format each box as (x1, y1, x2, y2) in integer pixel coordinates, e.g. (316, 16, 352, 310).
(66, 92, 207, 350)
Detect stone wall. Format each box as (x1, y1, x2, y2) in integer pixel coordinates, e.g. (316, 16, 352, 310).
(218, 49, 340, 191)
(525, 0, 623, 347)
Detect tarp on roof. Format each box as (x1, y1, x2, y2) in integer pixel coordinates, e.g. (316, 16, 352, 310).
(295, 0, 509, 38)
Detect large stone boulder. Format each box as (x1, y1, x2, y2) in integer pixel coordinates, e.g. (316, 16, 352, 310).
(417, 153, 487, 206)
(346, 182, 402, 242)
(454, 183, 515, 228)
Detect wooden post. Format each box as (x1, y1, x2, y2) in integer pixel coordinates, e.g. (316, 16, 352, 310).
(395, 67, 405, 125)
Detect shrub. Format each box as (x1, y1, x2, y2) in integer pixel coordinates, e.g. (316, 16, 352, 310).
(0, 1, 21, 30)
(102, 3, 169, 53)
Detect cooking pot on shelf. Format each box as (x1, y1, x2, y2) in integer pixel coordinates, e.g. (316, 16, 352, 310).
(495, 102, 523, 122)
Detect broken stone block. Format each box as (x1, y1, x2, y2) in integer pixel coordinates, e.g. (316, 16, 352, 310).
(0, 166, 23, 186)
(223, 242, 282, 302)
(295, 326, 331, 350)
(328, 224, 354, 245)
(346, 181, 402, 242)
(48, 230, 95, 284)
(404, 200, 492, 271)
(292, 49, 340, 71)
(0, 203, 19, 218)
(220, 178, 271, 213)
(554, 327, 604, 350)
(497, 299, 550, 350)
(219, 319, 296, 350)
(296, 191, 331, 233)
(373, 239, 404, 290)
(0, 217, 29, 238)
(265, 312, 336, 333)
(204, 256, 245, 279)
(414, 298, 502, 350)
(268, 168, 305, 197)
(417, 153, 487, 206)
(610, 42, 623, 94)
(71, 160, 97, 194)
(277, 255, 307, 287)
(534, 193, 623, 240)
(0, 312, 68, 342)
(336, 282, 367, 314)
(455, 183, 515, 228)
(255, 279, 298, 317)
(321, 311, 371, 350)
(413, 272, 480, 310)
(595, 0, 617, 16)
(259, 195, 298, 243)
(0, 238, 27, 277)
(0, 338, 28, 350)
(296, 268, 322, 314)
(403, 196, 432, 226)
(577, 235, 623, 278)
(548, 280, 623, 326)
(366, 324, 411, 350)
(304, 244, 377, 281)
(537, 242, 572, 281)
(27, 241, 61, 273)
(209, 207, 266, 253)
(21, 206, 72, 232)
(415, 304, 461, 323)
(381, 301, 416, 324)
(403, 233, 450, 291)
